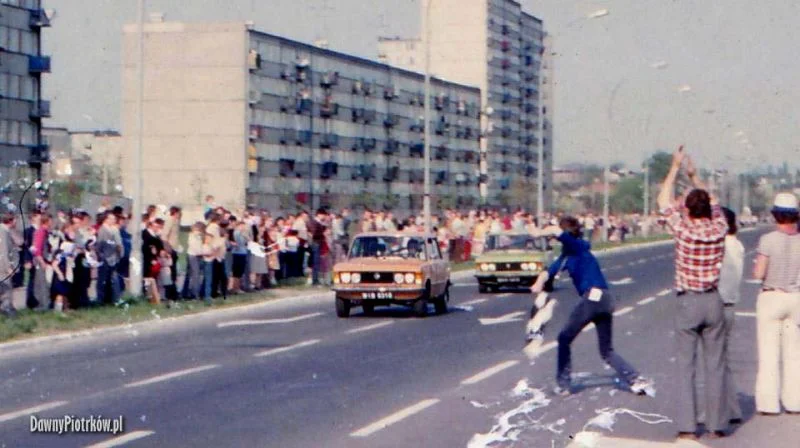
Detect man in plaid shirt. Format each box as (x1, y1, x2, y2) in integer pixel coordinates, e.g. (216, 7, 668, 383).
(658, 146, 730, 441)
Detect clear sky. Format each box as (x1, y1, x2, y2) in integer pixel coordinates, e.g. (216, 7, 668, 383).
(43, 0, 800, 171)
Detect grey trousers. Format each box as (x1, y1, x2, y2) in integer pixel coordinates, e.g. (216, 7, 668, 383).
(675, 291, 727, 433)
(723, 306, 743, 421)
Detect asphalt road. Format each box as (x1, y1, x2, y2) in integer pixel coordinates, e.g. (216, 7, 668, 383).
(1, 228, 797, 448)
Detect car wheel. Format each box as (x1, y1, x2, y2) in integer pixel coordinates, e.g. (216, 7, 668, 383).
(362, 303, 375, 315)
(335, 297, 351, 318)
(434, 286, 449, 315)
(478, 283, 488, 294)
(413, 298, 428, 317)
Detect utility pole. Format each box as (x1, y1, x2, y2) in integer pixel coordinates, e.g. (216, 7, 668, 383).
(422, 0, 432, 235)
(643, 161, 649, 216)
(130, 0, 145, 296)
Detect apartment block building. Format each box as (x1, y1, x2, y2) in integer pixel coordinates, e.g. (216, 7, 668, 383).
(122, 20, 481, 217)
(378, 0, 549, 210)
(0, 0, 51, 176)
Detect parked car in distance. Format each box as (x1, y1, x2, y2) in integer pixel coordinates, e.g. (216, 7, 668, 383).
(474, 232, 555, 293)
(332, 232, 450, 318)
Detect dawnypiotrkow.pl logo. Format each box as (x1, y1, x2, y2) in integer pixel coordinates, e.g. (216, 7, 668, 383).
(30, 415, 124, 435)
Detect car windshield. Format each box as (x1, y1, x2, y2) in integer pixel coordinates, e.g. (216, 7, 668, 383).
(349, 236, 427, 260)
(486, 234, 548, 251)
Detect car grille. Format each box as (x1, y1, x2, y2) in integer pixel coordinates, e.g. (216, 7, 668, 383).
(358, 272, 396, 284)
(497, 262, 523, 271)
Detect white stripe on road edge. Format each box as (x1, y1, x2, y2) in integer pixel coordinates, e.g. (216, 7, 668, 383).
(736, 311, 756, 318)
(656, 289, 672, 297)
(85, 430, 156, 448)
(461, 298, 488, 306)
(582, 323, 596, 333)
(609, 277, 634, 286)
(613, 306, 634, 317)
(346, 321, 394, 334)
(124, 365, 219, 389)
(461, 360, 520, 386)
(637, 296, 657, 306)
(217, 312, 323, 328)
(0, 401, 68, 423)
(479, 311, 526, 325)
(497, 293, 514, 297)
(254, 339, 321, 358)
(350, 399, 440, 437)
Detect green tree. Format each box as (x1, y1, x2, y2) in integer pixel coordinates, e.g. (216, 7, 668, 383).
(610, 177, 644, 214)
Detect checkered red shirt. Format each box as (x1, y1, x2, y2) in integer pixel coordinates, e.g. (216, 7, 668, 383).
(661, 204, 728, 292)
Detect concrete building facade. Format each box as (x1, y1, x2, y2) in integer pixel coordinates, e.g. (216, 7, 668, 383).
(122, 21, 481, 217)
(0, 0, 51, 176)
(378, 0, 549, 210)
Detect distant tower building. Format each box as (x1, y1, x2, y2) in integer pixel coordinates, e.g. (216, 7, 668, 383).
(378, 0, 549, 210)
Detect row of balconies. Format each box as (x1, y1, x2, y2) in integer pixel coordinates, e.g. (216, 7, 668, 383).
(275, 159, 475, 186)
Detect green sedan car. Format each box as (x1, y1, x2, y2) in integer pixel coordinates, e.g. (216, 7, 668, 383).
(474, 232, 556, 293)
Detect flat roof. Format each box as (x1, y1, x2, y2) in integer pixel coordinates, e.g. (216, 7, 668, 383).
(249, 28, 481, 93)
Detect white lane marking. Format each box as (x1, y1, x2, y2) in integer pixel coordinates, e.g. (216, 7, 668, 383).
(85, 430, 156, 448)
(461, 360, 520, 386)
(0, 401, 68, 423)
(124, 365, 219, 389)
(613, 306, 634, 317)
(582, 323, 596, 333)
(479, 311, 526, 325)
(253, 339, 321, 357)
(736, 311, 756, 318)
(656, 289, 672, 297)
(346, 321, 394, 334)
(637, 296, 657, 305)
(217, 312, 323, 328)
(637, 258, 648, 264)
(745, 280, 762, 284)
(461, 298, 488, 306)
(609, 277, 634, 286)
(350, 399, 440, 437)
(497, 293, 514, 298)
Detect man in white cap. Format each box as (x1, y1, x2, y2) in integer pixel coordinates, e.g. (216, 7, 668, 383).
(752, 192, 800, 416)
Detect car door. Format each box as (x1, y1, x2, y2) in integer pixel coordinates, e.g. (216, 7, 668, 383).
(427, 238, 446, 296)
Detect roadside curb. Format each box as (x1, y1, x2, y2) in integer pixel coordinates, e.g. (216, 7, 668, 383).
(0, 269, 478, 354)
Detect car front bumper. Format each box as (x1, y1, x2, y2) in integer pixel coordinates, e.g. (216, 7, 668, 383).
(475, 272, 538, 286)
(332, 285, 426, 301)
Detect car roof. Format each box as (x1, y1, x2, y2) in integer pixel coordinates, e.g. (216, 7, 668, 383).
(354, 232, 435, 239)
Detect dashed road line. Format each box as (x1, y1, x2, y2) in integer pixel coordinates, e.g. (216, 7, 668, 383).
(461, 360, 520, 385)
(124, 365, 219, 389)
(735, 311, 756, 318)
(525, 341, 558, 358)
(582, 323, 596, 333)
(461, 298, 488, 306)
(637, 296, 657, 306)
(497, 293, 515, 298)
(350, 399, 440, 437)
(0, 401, 68, 424)
(346, 321, 394, 334)
(85, 430, 156, 448)
(479, 311, 526, 325)
(656, 289, 672, 297)
(217, 312, 323, 328)
(613, 306, 635, 317)
(253, 339, 321, 358)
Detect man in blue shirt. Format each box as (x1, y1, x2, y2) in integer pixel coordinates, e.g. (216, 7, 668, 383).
(531, 216, 651, 396)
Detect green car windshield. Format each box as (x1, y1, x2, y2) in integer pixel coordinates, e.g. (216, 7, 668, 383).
(485, 234, 550, 251)
(349, 236, 427, 260)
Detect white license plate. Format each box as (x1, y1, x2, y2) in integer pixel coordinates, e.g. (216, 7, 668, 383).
(362, 292, 393, 300)
(498, 278, 520, 283)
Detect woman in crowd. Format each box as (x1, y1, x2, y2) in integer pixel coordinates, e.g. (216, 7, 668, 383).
(249, 217, 269, 290)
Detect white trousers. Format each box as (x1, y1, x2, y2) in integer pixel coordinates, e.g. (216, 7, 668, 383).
(755, 291, 800, 413)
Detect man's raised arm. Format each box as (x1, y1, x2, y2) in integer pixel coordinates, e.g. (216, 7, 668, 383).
(657, 145, 685, 211)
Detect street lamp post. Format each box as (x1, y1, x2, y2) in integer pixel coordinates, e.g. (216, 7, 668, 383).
(130, 0, 145, 297)
(643, 161, 650, 216)
(423, 0, 432, 235)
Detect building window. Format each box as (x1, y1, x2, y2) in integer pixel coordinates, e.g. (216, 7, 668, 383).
(9, 121, 20, 145)
(21, 30, 34, 55)
(20, 122, 34, 145)
(8, 28, 19, 53)
(8, 75, 19, 99)
(0, 121, 7, 144)
(21, 77, 34, 101)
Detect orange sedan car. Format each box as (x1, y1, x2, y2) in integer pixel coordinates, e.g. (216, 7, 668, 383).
(332, 232, 450, 318)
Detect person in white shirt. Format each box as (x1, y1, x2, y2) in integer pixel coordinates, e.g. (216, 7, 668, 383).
(718, 207, 744, 423)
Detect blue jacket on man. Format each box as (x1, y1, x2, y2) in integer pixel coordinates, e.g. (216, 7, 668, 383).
(547, 231, 608, 296)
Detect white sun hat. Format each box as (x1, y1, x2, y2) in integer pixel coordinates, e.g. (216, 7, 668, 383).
(772, 193, 799, 212)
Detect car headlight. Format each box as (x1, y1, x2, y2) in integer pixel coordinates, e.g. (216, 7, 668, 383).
(404, 273, 415, 284)
(340, 272, 351, 284)
(351, 273, 361, 284)
(488, 263, 496, 271)
(394, 273, 404, 284)
(480, 263, 489, 271)
(520, 263, 529, 271)
(532, 263, 541, 271)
